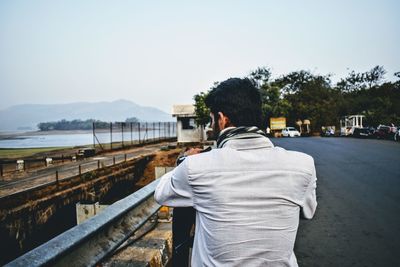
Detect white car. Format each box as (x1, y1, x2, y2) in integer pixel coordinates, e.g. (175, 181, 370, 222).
(282, 127, 301, 137)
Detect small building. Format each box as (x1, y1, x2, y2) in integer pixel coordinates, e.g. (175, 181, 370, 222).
(172, 105, 205, 144)
(340, 115, 365, 136)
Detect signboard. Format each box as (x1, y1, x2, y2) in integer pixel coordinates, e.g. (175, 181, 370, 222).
(270, 117, 286, 130)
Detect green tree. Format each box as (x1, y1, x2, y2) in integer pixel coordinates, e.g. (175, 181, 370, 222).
(364, 65, 386, 89)
(249, 67, 272, 89)
(336, 70, 365, 92)
(125, 117, 139, 123)
(193, 91, 211, 127)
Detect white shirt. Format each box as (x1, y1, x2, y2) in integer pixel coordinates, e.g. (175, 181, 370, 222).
(155, 136, 317, 267)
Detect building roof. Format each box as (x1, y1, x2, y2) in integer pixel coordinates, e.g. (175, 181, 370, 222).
(171, 105, 196, 117)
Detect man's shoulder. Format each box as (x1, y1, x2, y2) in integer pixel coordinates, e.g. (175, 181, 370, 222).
(277, 147, 314, 162)
(185, 146, 314, 172)
(272, 146, 315, 170)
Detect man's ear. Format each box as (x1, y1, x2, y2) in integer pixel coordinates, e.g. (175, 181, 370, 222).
(218, 112, 231, 129)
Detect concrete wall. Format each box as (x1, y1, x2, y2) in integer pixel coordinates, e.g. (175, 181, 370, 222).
(176, 120, 205, 143)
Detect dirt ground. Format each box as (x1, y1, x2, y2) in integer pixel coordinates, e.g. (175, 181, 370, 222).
(137, 148, 183, 188)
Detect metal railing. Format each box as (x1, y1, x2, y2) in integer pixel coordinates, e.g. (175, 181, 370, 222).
(0, 152, 153, 198)
(5, 179, 161, 267)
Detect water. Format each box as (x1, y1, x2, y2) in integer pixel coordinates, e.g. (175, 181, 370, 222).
(0, 130, 174, 148)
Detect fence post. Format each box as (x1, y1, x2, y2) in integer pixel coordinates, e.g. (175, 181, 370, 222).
(124, 154, 127, 162)
(93, 122, 96, 149)
(56, 170, 59, 184)
(61, 154, 64, 163)
(113, 156, 116, 165)
(79, 165, 82, 177)
(145, 122, 148, 143)
(153, 122, 155, 141)
(121, 122, 124, 148)
(138, 122, 141, 144)
(130, 122, 133, 146)
(110, 122, 113, 150)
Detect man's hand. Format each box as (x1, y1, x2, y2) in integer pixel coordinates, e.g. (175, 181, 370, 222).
(184, 148, 203, 156)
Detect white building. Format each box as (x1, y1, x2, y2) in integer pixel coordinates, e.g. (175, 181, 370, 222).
(340, 115, 365, 136)
(172, 105, 205, 144)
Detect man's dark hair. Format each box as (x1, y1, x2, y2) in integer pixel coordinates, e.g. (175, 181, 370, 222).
(205, 78, 263, 128)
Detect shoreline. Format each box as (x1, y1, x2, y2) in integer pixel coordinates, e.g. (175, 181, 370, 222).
(0, 129, 140, 140)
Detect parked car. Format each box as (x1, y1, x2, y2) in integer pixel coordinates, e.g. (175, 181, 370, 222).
(77, 147, 96, 159)
(321, 126, 335, 137)
(353, 127, 375, 138)
(282, 127, 301, 137)
(373, 125, 392, 139)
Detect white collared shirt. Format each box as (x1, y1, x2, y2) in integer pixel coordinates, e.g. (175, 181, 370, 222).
(155, 136, 317, 267)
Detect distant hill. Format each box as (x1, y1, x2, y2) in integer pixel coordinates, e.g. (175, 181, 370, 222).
(0, 100, 172, 131)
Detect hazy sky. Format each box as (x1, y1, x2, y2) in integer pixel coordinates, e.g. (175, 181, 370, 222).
(0, 0, 399, 113)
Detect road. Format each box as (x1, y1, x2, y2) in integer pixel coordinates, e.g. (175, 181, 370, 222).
(0, 142, 173, 197)
(271, 137, 400, 267)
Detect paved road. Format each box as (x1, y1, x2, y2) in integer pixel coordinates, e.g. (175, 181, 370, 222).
(0, 142, 172, 197)
(271, 137, 400, 267)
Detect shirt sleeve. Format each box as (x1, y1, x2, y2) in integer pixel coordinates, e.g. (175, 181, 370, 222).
(301, 164, 318, 219)
(154, 158, 194, 207)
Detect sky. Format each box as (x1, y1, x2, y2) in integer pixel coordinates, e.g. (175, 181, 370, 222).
(0, 0, 399, 114)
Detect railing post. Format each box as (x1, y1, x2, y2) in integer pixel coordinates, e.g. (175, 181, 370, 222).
(79, 165, 82, 177)
(113, 156, 116, 165)
(124, 154, 127, 162)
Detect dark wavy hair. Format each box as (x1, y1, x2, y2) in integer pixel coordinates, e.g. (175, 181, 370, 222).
(204, 78, 262, 128)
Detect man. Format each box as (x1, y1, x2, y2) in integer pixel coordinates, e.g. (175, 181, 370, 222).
(155, 78, 317, 266)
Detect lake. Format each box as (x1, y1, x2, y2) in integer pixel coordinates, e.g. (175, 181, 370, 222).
(0, 130, 173, 148)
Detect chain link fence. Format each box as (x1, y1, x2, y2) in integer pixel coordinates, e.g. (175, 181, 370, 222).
(92, 121, 176, 150)
(0, 121, 176, 179)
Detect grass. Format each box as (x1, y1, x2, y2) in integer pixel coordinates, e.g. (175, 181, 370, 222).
(0, 147, 70, 159)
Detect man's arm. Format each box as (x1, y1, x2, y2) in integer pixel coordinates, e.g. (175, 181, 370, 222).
(301, 165, 317, 219)
(154, 158, 194, 207)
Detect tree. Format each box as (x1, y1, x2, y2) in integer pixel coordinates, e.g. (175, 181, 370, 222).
(364, 65, 386, 89)
(125, 117, 139, 123)
(259, 83, 291, 123)
(193, 91, 210, 127)
(336, 70, 365, 92)
(249, 67, 272, 88)
(273, 70, 318, 95)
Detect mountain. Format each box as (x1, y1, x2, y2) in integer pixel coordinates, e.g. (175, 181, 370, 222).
(0, 100, 173, 131)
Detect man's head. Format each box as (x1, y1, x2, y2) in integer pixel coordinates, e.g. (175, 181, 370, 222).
(205, 78, 262, 137)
